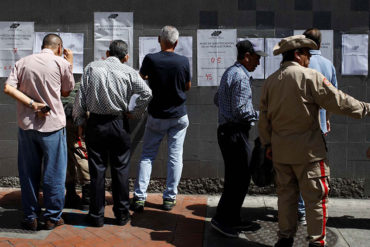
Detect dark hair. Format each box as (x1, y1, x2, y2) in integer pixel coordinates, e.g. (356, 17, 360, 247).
(236, 40, 255, 60)
(303, 28, 321, 48)
(282, 48, 307, 63)
(108, 40, 128, 60)
(42, 33, 62, 49)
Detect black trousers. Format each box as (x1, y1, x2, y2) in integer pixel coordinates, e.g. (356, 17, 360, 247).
(86, 113, 131, 223)
(213, 123, 252, 226)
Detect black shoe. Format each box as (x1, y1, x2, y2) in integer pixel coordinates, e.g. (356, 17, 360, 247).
(210, 218, 239, 238)
(232, 219, 257, 231)
(116, 213, 131, 226)
(44, 218, 64, 230)
(130, 196, 145, 213)
(22, 219, 38, 231)
(80, 183, 90, 211)
(65, 184, 81, 209)
(87, 214, 104, 227)
(162, 198, 176, 211)
(274, 238, 294, 247)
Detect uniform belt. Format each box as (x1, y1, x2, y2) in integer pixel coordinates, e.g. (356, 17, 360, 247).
(220, 122, 251, 132)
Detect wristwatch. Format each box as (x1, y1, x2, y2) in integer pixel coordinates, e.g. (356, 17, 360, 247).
(29, 99, 34, 109)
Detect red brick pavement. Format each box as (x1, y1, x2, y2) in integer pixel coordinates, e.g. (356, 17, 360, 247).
(0, 189, 207, 247)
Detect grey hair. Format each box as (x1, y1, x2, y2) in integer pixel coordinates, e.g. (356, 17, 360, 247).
(160, 25, 179, 45)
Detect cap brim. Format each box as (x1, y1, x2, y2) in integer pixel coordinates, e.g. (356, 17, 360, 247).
(255, 51, 268, 57)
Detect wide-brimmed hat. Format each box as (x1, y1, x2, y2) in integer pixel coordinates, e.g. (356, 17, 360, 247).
(273, 35, 318, 55)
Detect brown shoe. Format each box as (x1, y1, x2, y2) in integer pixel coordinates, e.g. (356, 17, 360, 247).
(22, 219, 38, 231)
(44, 218, 64, 230)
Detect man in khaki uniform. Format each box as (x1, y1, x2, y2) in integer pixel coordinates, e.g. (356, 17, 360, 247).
(258, 35, 370, 247)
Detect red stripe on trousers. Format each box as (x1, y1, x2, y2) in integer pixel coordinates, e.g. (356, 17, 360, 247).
(77, 139, 88, 159)
(319, 160, 329, 246)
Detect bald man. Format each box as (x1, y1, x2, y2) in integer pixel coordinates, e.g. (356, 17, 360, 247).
(4, 33, 75, 231)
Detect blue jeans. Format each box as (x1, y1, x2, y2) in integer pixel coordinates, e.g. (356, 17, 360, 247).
(298, 193, 306, 216)
(18, 128, 67, 222)
(134, 114, 189, 200)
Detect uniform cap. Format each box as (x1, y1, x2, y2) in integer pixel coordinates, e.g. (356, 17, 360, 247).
(273, 35, 318, 56)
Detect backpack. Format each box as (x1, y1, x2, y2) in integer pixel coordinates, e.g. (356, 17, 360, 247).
(250, 137, 275, 187)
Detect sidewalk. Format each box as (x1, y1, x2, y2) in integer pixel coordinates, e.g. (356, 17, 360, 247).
(0, 188, 369, 247)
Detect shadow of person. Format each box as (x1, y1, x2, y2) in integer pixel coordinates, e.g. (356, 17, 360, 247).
(327, 215, 370, 230)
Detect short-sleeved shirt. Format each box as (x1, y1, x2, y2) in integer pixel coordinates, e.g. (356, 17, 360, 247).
(140, 51, 190, 119)
(5, 48, 75, 132)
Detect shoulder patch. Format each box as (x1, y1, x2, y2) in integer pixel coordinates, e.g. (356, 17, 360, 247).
(323, 78, 331, 87)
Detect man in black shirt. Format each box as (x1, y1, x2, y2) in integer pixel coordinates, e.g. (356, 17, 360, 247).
(132, 25, 191, 212)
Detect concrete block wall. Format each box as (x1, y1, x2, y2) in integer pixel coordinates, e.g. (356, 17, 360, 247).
(1, 0, 370, 183)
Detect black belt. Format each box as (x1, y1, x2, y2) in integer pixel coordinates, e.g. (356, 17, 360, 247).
(219, 122, 251, 132)
(89, 113, 125, 120)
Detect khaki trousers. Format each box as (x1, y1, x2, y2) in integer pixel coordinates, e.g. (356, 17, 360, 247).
(65, 119, 90, 185)
(274, 160, 330, 246)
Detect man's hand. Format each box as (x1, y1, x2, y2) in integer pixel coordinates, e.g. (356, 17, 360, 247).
(266, 146, 272, 160)
(326, 120, 331, 133)
(78, 126, 84, 139)
(366, 147, 370, 159)
(126, 112, 134, 119)
(63, 48, 73, 65)
(33, 102, 50, 118)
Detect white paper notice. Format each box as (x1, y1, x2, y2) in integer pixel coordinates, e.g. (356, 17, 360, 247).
(0, 22, 34, 77)
(294, 30, 334, 63)
(238, 37, 264, 79)
(265, 38, 282, 78)
(139, 36, 193, 77)
(94, 12, 133, 67)
(342, 34, 368, 75)
(34, 32, 84, 74)
(197, 29, 237, 86)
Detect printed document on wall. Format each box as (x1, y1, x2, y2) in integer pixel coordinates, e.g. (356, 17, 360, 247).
(342, 34, 368, 75)
(0, 22, 34, 77)
(34, 32, 84, 74)
(197, 29, 237, 86)
(265, 38, 282, 78)
(294, 30, 334, 62)
(139, 36, 193, 77)
(94, 12, 133, 67)
(238, 37, 264, 79)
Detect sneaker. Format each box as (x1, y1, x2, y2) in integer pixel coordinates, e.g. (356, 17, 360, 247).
(162, 198, 176, 211)
(211, 218, 240, 238)
(22, 219, 38, 231)
(44, 218, 64, 230)
(274, 238, 294, 247)
(116, 213, 131, 226)
(298, 215, 307, 226)
(130, 196, 145, 212)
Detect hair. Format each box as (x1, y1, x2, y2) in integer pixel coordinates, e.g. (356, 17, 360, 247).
(42, 33, 62, 49)
(108, 40, 128, 60)
(282, 48, 307, 63)
(160, 25, 179, 45)
(236, 40, 254, 60)
(303, 28, 321, 48)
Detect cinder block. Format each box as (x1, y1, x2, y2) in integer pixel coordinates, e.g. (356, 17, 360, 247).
(347, 143, 369, 161)
(0, 140, 17, 159)
(0, 123, 17, 141)
(199, 105, 218, 124)
(0, 104, 16, 123)
(293, 11, 313, 29)
(0, 158, 18, 176)
(351, 0, 369, 11)
(327, 143, 347, 177)
(199, 11, 218, 29)
(313, 0, 333, 11)
(238, 0, 256, 11)
(294, 0, 312, 10)
(256, 11, 275, 29)
(348, 123, 366, 143)
(199, 124, 218, 141)
(313, 12, 332, 29)
(326, 123, 347, 143)
(236, 11, 256, 29)
(256, 0, 275, 11)
(364, 178, 370, 196)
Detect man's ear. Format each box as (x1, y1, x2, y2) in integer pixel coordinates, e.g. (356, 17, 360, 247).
(173, 40, 178, 49)
(158, 36, 161, 44)
(294, 51, 301, 63)
(106, 50, 110, 58)
(122, 54, 129, 63)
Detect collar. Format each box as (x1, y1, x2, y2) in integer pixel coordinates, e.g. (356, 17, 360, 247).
(41, 48, 55, 55)
(310, 50, 321, 55)
(235, 62, 251, 79)
(281, 61, 301, 68)
(105, 56, 122, 63)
